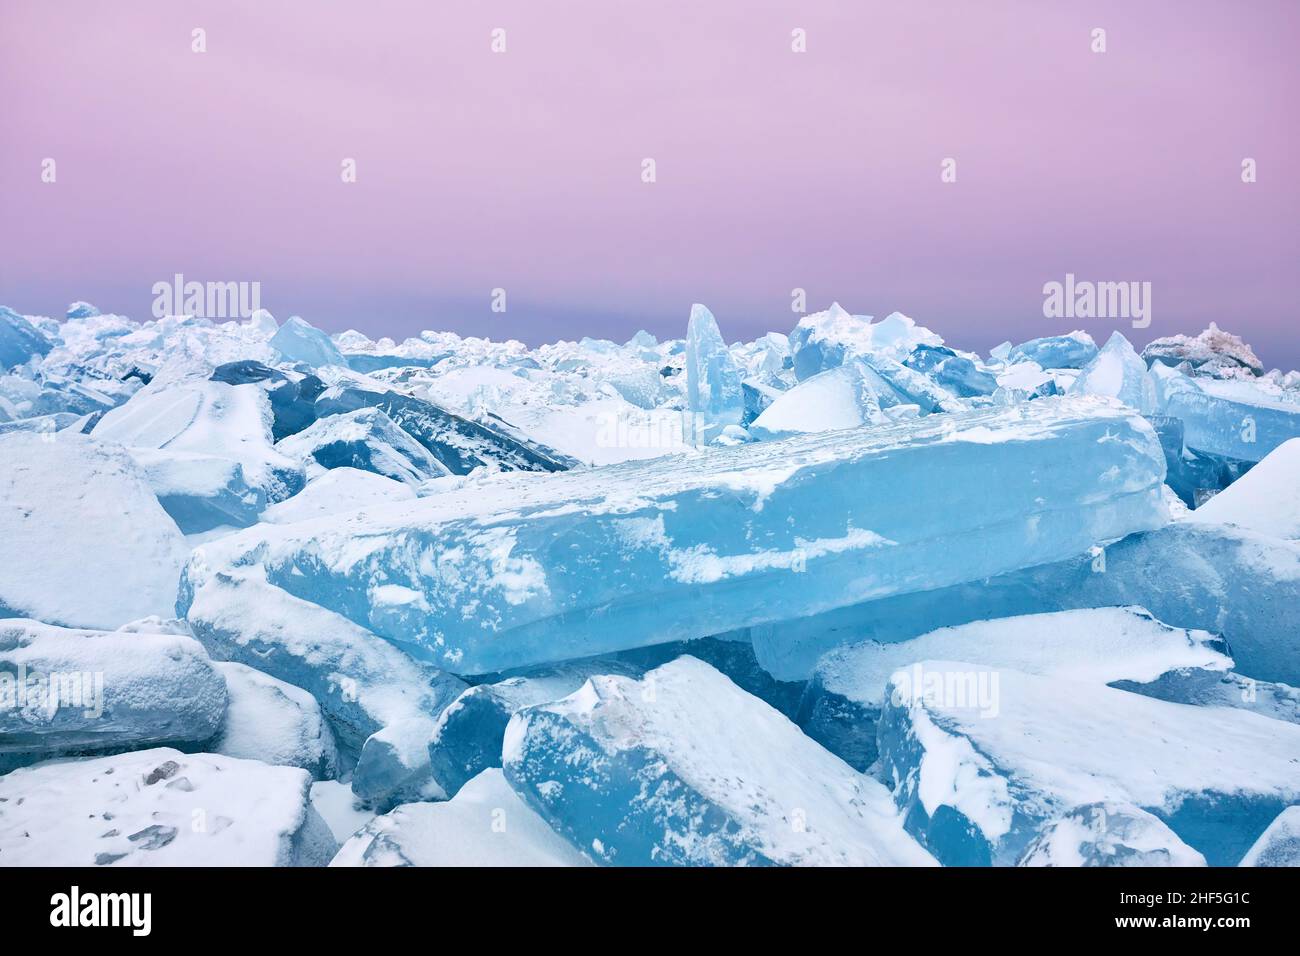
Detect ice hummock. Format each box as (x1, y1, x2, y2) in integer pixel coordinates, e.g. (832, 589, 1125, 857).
(789, 304, 943, 380)
(0, 432, 189, 629)
(0, 306, 54, 370)
(1006, 332, 1098, 370)
(1143, 323, 1264, 378)
(503, 656, 936, 866)
(177, 396, 1168, 676)
(876, 662, 1300, 865)
(1018, 803, 1206, 867)
(0, 747, 336, 866)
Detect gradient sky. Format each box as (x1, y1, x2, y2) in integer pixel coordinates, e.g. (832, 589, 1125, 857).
(2, 1, 1297, 367)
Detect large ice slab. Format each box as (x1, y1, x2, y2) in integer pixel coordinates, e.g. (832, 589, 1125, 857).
(183, 568, 466, 766)
(0, 618, 227, 765)
(129, 447, 265, 533)
(276, 407, 451, 486)
(751, 521, 1300, 684)
(0, 433, 188, 628)
(211, 661, 339, 779)
(178, 397, 1168, 676)
(1153, 362, 1300, 462)
(93, 378, 305, 502)
(1191, 438, 1300, 539)
(503, 657, 935, 866)
(331, 768, 589, 867)
(877, 663, 1300, 866)
(797, 608, 1230, 771)
(0, 748, 336, 866)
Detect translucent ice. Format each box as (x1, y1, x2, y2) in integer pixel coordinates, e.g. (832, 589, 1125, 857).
(503, 657, 936, 866)
(903, 345, 997, 398)
(0, 306, 53, 370)
(0, 618, 227, 765)
(331, 768, 589, 867)
(1006, 332, 1097, 370)
(1070, 332, 1157, 413)
(790, 304, 942, 380)
(1153, 362, 1300, 462)
(685, 304, 744, 437)
(797, 608, 1229, 771)
(0, 433, 188, 628)
(0, 748, 336, 866)
(270, 315, 346, 368)
(177, 397, 1168, 676)
(876, 663, 1300, 865)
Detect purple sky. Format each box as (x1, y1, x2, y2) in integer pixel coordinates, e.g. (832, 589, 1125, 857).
(3, 1, 1297, 367)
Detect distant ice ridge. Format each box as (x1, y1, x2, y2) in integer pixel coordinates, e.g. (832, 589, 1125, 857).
(178, 396, 1168, 675)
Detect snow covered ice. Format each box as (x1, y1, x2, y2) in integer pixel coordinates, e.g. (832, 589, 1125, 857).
(1, 299, 1298, 868)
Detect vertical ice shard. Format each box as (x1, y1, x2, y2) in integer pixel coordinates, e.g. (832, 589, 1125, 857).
(176, 397, 1169, 676)
(685, 304, 744, 439)
(503, 657, 936, 866)
(1070, 331, 1157, 412)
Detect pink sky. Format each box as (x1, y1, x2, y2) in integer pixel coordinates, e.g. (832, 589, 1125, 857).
(2, 0, 1297, 366)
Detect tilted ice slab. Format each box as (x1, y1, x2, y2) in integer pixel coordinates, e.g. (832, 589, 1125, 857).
(1239, 806, 1300, 867)
(0, 433, 189, 628)
(178, 397, 1169, 675)
(0, 748, 337, 866)
(0, 306, 54, 370)
(1153, 362, 1300, 462)
(270, 315, 346, 368)
(877, 663, 1300, 866)
(183, 568, 466, 768)
(1190, 437, 1300, 540)
(93, 378, 305, 502)
(797, 608, 1231, 771)
(503, 657, 937, 866)
(129, 447, 265, 533)
(0, 618, 227, 765)
(1006, 332, 1097, 370)
(275, 407, 451, 487)
(330, 769, 589, 867)
(1069, 332, 1157, 413)
(211, 661, 339, 780)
